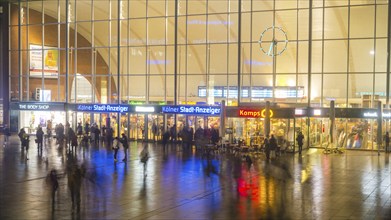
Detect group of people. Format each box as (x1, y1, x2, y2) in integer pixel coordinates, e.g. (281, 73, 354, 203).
(162, 124, 220, 149)
(262, 131, 305, 160)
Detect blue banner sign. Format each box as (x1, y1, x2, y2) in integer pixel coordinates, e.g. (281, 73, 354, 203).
(162, 105, 221, 115)
(76, 104, 129, 113)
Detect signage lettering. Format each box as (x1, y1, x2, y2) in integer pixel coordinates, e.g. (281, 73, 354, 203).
(239, 109, 273, 118)
(162, 105, 221, 115)
(19, 104, 50, 110)
(77, 104, 129, 113)
(363, 112, 378, 117)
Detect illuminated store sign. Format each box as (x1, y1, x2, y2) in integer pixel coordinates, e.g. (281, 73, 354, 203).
(238, 109, 273, 118)
(313, 109, 322, 116)
(76, 104, 129, 113)
(135, 106, 155, 113)
(363, 112, 391, 118)
(295, 109, 305, 116)
(162, 105, 221, 115)
(11, 103, 65, 111)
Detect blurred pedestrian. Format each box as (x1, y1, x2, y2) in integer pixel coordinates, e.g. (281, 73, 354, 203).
(68, 165, 83, 213)
(120, 133, 129, 162)
(112, 137, 120, 162)
(140, 144, 150, 176)
(36, 125, 44, 153)
(296, 131, 304, 154)
(3, 124, 10, 147)
(46, 169, 59, 207)
(269, 135, 278, 159)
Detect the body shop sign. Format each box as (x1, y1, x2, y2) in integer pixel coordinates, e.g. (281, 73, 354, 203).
(162, 105, 221, 115)
(76, 104, 129, 113)
(11, 103, 65, 111)
(238, 109, 273, 118)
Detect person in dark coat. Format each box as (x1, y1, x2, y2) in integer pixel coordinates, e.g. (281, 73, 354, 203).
(36, 126, 44, 152)
(120, 133, 129, 162)
(162, 130, 170, 148)
(269, 135, 278, 159)
(296, 131, 304, 154)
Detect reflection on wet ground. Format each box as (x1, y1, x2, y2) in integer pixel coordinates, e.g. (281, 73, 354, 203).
(1, 136, 391, 219)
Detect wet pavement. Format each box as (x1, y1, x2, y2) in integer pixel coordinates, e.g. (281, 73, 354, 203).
(1, 135, 391, 220)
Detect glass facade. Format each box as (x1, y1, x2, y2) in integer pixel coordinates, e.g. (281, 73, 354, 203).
(3, 0, 391, 150)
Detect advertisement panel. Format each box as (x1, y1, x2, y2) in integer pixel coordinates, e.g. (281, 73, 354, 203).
(29, 44, 59, 78)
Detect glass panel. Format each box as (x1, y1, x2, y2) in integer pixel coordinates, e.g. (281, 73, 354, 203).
(166, 46, 175, 75)
(324, 40, 347, 73)
(111, 20, 118, 46)
(241, 13, 251, 43)
(348, 73, 373, 107)
(275, 11, 297, 41)
(76, 49, 92, 75)
(188, 45, 206, 74)
(94, 21, 109, 47)
(325, 0, 348, 7)
(311, 41, 322, 73)
(129, 76, 146, 101)
(10, 26, 19, 51)
(208, 1, 227, 13)
(43, 1, 58, 24)
(148, 18, 165, 45)
(252, 11, 273, 42)
(95, 48, 110, 75)
(77, 22, 91, 48)
(188, 0, 206, 15)
(59, 1, 67, 23)
(129, 47, 146, 74)
(76, 0, 91, 21)
(298, 9, 309, 40)
(209, 44, 227, 74)
(298, 42, 308, 73)
(130, 19, 146, 46)
(376, 5, 388, 38)
(96, 75, 109, 103)
(148, 46, 166, 75)
(374, 74, 386, 100)
(375, 39, 387, 73)
(324, 7, 348, 39)
(312, 8, 323, 40)
(147, 0, 165, 17)
(111, 0, 118, 20)
(250, 43, 273, 74)
(44, 24, 58, 46)
(29, 25, 43, 46)
(323, 74, 347, 105)
(350, 6, 375, 39)
(149, 76, 165, 102)
(167, 17, 175, 45)
(349, 39, 374, 73)
(187, 15, 206, 44)
(310, 74, 321, 106)
(28, 1, 42, 25)
(94, 0, 110, 20)
(276, 42, 296, 74)
(10, 76, 19, 101)
(229, 13, 238, 42)
(226, 44, 238, 75)
(130, 0, 146, 18)
(120, 20, 128, 46)
(208, 14, 228, 43)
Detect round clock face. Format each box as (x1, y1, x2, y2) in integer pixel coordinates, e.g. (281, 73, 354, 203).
(258, 26, 288, 57)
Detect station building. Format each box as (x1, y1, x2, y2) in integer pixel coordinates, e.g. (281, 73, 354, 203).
(0, 0, 390, 151)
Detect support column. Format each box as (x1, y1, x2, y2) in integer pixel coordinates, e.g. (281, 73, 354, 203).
(377, 101, 382, 155)
(220, 100, 226, 138)
(265, 101, 271, 137)
(329, 100, 335, 149)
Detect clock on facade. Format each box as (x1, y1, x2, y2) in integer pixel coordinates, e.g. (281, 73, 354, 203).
(258, 26, 288, 57)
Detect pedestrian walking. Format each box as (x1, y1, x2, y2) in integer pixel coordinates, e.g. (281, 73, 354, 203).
(296, 131, 304, 154)
(68, 165, 83, 213)
(36, 125, 44, 153)
(140, 144, 150, 176)
(269, 135, 278, 159)
(112, 137, 120, 162)
(385, 132, 390, 153)
(120, 133, 129, 162)
(3, 124, 10, 147)
(264, 136, 271, 160)
(46, 169, 59, 207)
